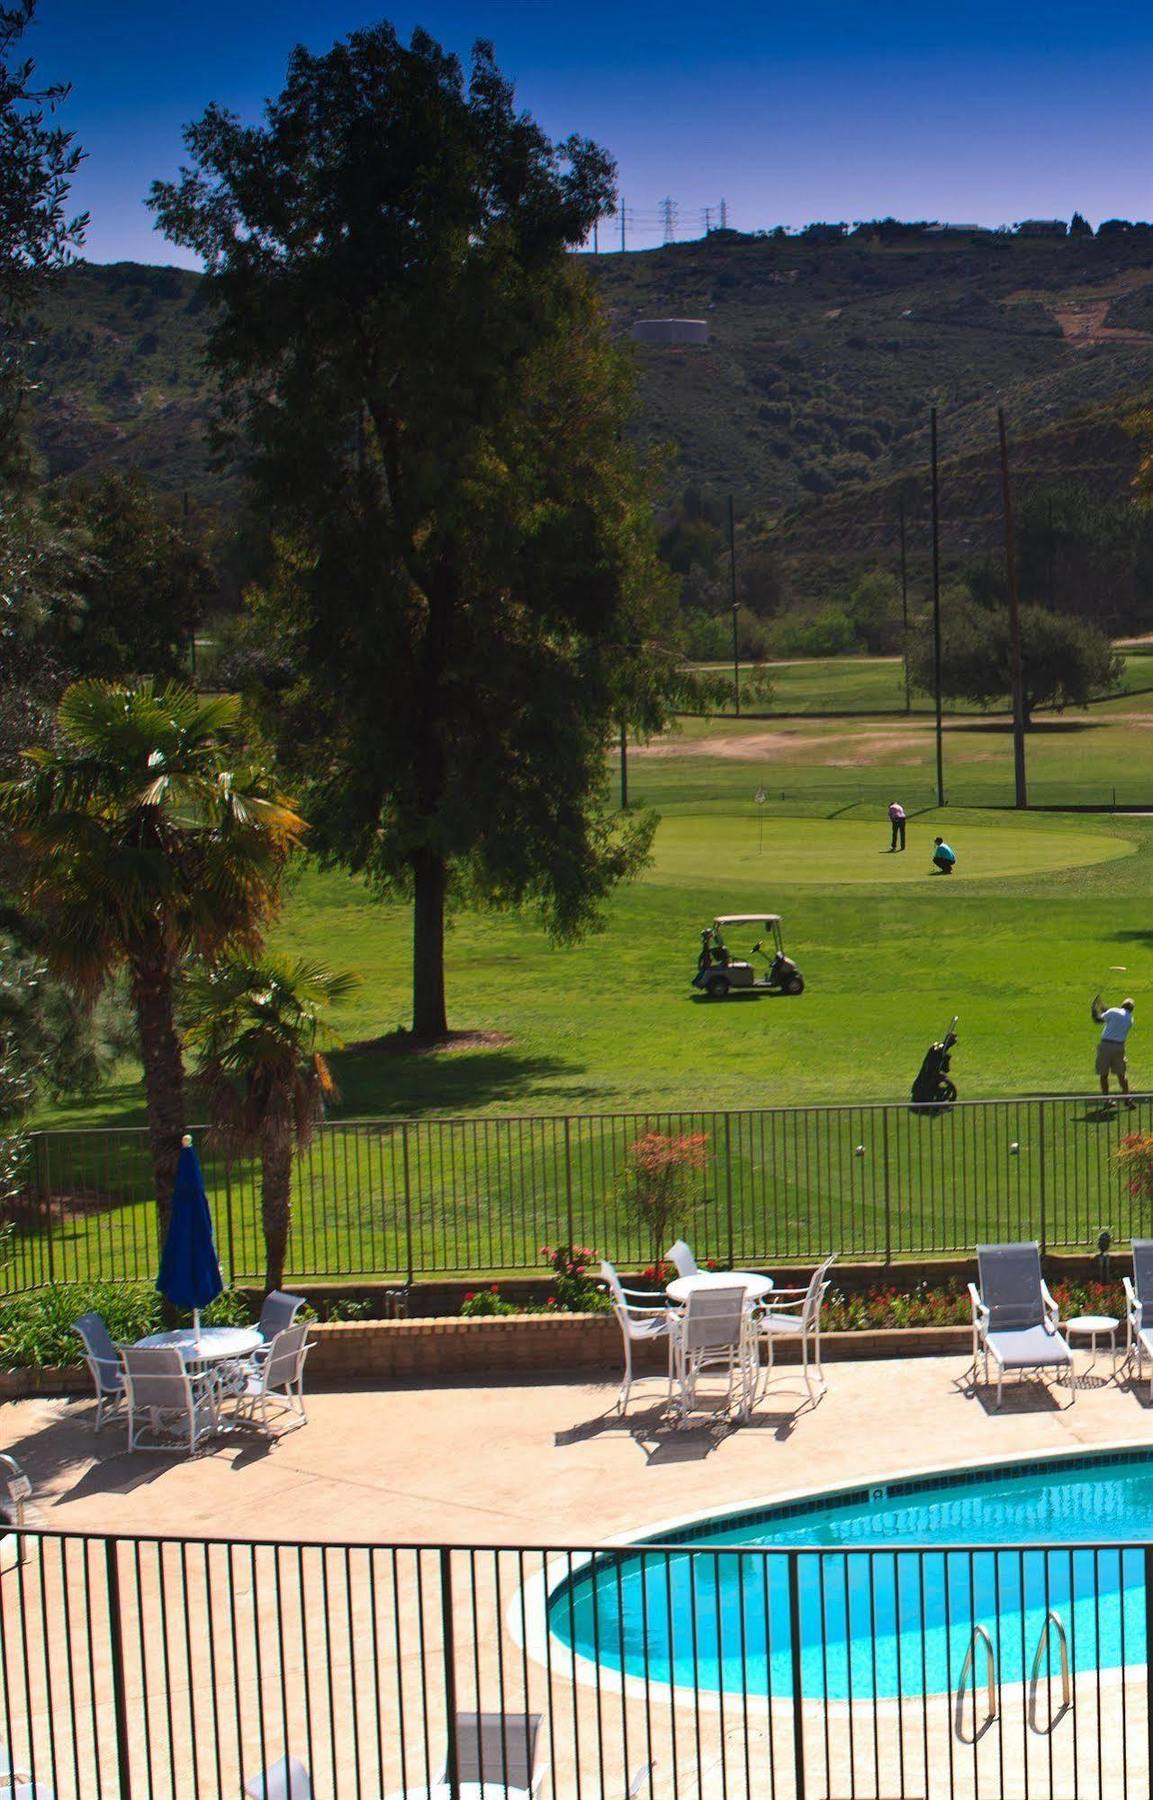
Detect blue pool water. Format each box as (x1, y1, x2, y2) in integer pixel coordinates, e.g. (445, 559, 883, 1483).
(547, 1451, 1153, 1701)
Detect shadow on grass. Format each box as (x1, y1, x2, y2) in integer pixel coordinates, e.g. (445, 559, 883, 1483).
(948, 717, 1104, 736)
(327, 1041, 591, 1119)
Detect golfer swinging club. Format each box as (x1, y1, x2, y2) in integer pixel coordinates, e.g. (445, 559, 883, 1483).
(1091, 992, 1136, 1105)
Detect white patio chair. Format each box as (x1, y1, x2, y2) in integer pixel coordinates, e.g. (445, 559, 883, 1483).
(71, 1312, 125, 1430)
(601, 1262, 677, 1412)
(1124, 1238, 1153, 1398)
(675, 1285, 755, 1421)
(437, 1711, 546, 1800)
(121, 1347, 221, 1453)
(969, 1241, 1072, 1409)
(666, 1239, 699, 1279)
(243, 1754, 315, 1799)
(256, 1291, 306, 1346)
(231, 1324, 312, 1432)
(754, 1253, 837, 1398)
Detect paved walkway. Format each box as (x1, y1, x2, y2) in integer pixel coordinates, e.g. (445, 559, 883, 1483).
(7, 1349, 1153, 1544)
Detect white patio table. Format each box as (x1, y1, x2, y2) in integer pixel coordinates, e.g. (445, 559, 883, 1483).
(666, 1271, 773, 1305)
(135, 1326, 262, 1363)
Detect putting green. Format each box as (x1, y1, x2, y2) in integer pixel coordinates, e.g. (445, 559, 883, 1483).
(648, 814, 1136, 886)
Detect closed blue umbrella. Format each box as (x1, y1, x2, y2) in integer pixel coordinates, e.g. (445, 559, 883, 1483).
(157, 1134, 223, 1340)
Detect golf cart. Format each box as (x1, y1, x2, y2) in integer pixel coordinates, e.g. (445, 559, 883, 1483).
(692, 914, 805, 999)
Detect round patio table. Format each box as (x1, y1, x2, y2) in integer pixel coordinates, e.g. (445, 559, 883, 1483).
(666, 1271, 773, 1305)
(135, 1327, 262, 1363)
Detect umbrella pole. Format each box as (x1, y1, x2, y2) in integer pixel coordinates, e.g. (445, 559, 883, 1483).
(193, 1308, 200, 1346)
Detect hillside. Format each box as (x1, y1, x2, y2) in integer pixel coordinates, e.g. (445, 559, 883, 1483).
(28, 234, 1153, 574)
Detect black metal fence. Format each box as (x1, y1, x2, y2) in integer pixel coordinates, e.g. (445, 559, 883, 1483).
(0, 1526, 1149, 1798)
(7, 1092, 1152, 1293)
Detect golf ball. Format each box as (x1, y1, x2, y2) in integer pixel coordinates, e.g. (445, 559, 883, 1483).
(855, 1144, 865, 1156)
(1009, 1142, 1020, 1154)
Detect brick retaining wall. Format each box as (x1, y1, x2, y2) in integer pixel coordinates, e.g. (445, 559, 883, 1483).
(0, 1316, 973, 1398)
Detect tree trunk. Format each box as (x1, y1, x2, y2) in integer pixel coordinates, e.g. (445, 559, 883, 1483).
(129, 950, 186, 1236)
(260, 1120, 294, 1294)
(412, 845, 448, 1040)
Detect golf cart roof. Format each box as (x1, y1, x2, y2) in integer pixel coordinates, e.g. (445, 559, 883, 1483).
(713, 914, 781, 927)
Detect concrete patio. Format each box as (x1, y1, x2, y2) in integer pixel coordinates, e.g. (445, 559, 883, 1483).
(8, 1347, 1153, 1544)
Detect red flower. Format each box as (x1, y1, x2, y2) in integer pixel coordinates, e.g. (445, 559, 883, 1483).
(463, 1292, 476, 1303)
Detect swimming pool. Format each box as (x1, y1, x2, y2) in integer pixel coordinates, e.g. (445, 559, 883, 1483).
(547, 1450, 1153, 1701)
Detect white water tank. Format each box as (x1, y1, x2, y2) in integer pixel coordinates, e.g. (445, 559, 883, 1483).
(630, 318, 709, 346)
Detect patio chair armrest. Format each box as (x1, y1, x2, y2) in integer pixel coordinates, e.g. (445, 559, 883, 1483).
(617, 1284, 668, 1300)
(1124, 1275, 1139, 1322)
(764, 1285, 808, 1299)
(967, 1283, 988, 1328)
(1040, 1280, 1060, 1328)
(759, 1295, 805, 1315)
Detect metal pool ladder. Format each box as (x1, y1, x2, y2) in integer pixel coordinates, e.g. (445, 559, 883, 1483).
(956, 1624, 998, 1740)
(1029, 1609, 1072, 1731)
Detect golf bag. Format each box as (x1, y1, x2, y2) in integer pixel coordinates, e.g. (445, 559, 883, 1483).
(910, 1017, 959, 1115)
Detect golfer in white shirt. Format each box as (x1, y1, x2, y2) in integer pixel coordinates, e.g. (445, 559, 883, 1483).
(1091, 995, 1135, 1101)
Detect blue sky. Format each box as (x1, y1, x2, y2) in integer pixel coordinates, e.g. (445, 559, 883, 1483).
(28, 0, 1153, 266)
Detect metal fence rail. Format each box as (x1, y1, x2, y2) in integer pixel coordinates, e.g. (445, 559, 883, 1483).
(6, 1091, 1150, 1292)
(0, 1527, 1149, 1799)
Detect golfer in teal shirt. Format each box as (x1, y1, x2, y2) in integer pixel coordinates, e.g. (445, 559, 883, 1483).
(932, 837, 956, 874)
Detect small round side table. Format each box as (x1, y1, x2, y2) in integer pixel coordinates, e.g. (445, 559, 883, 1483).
(1064, 1314, 1119, 1379)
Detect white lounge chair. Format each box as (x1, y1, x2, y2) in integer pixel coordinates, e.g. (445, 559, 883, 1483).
(121, 1347, 221, 1453)
(665, 1239, 699, 1279)
(601, 1262, 677, 1412)
(969, 1241, 1072, 1409)
(437, 1712, 546, 1800)
(675, 1285, 755, 1421)
(72, 1313, 125, 1430)
(243, 1754, 315, 1799)
(232, 1324, 311, 1432)
(754, 1253, 836, 1398)
(1124, 1238, 1153, 1398)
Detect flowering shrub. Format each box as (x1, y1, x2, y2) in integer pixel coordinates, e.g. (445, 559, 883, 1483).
(820, 1277, 1127, 1333)
(1117, 1131, 1153, 1200)
(539, 1244, 611, 1313)
(459, 1285, 518, 1317)
(621, 1131, 709, 1270)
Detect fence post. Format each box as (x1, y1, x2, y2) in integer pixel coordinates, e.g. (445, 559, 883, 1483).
(37, 1134, 55, 1289)
(724, 1113, 735, 1268)
(564, 1118, 575, 1251)
(440, 1548, 460, 1800)
(223, 1153, 237, 1286)
(882, 1107, 892, 1266)
(1145, 1546, 1153, 1791)
(104, 1538, 133, 1800)
(402, 1128, 415, 1286)
(1037, 1101, 1047, 1256)
(787, 1551, 807, 1800)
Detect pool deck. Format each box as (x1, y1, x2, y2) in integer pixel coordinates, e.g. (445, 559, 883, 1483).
(6, 1351, 1153, 1799)
(7, 1347, 1153, 1544)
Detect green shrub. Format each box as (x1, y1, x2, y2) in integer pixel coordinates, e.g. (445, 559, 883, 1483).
(459, 1285, 519, 1317)
(200, 1287, 255, 1328)
(0, 1284, 162, 1369)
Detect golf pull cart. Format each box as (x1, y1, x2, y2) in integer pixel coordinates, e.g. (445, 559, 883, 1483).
(692, 914, 805, 1000)
(910, 1016, 959, 1114)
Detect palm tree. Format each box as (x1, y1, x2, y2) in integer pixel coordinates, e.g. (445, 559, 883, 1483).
(0, 679, 304, 1224)
(183, 954, 356, 1293)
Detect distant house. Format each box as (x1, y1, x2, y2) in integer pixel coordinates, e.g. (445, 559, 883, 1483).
(924, 223, 989, 236)
(1015, 220, 1067, 238)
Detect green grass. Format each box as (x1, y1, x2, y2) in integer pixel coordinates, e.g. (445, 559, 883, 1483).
(26, 660, 1153, 1283)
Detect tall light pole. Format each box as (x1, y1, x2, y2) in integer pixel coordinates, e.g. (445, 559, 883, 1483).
(931, 406, 945, 808)
(898, 493, 910, 714)
(998, 406, 1028, 809)
(728, 494, 741, 717)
